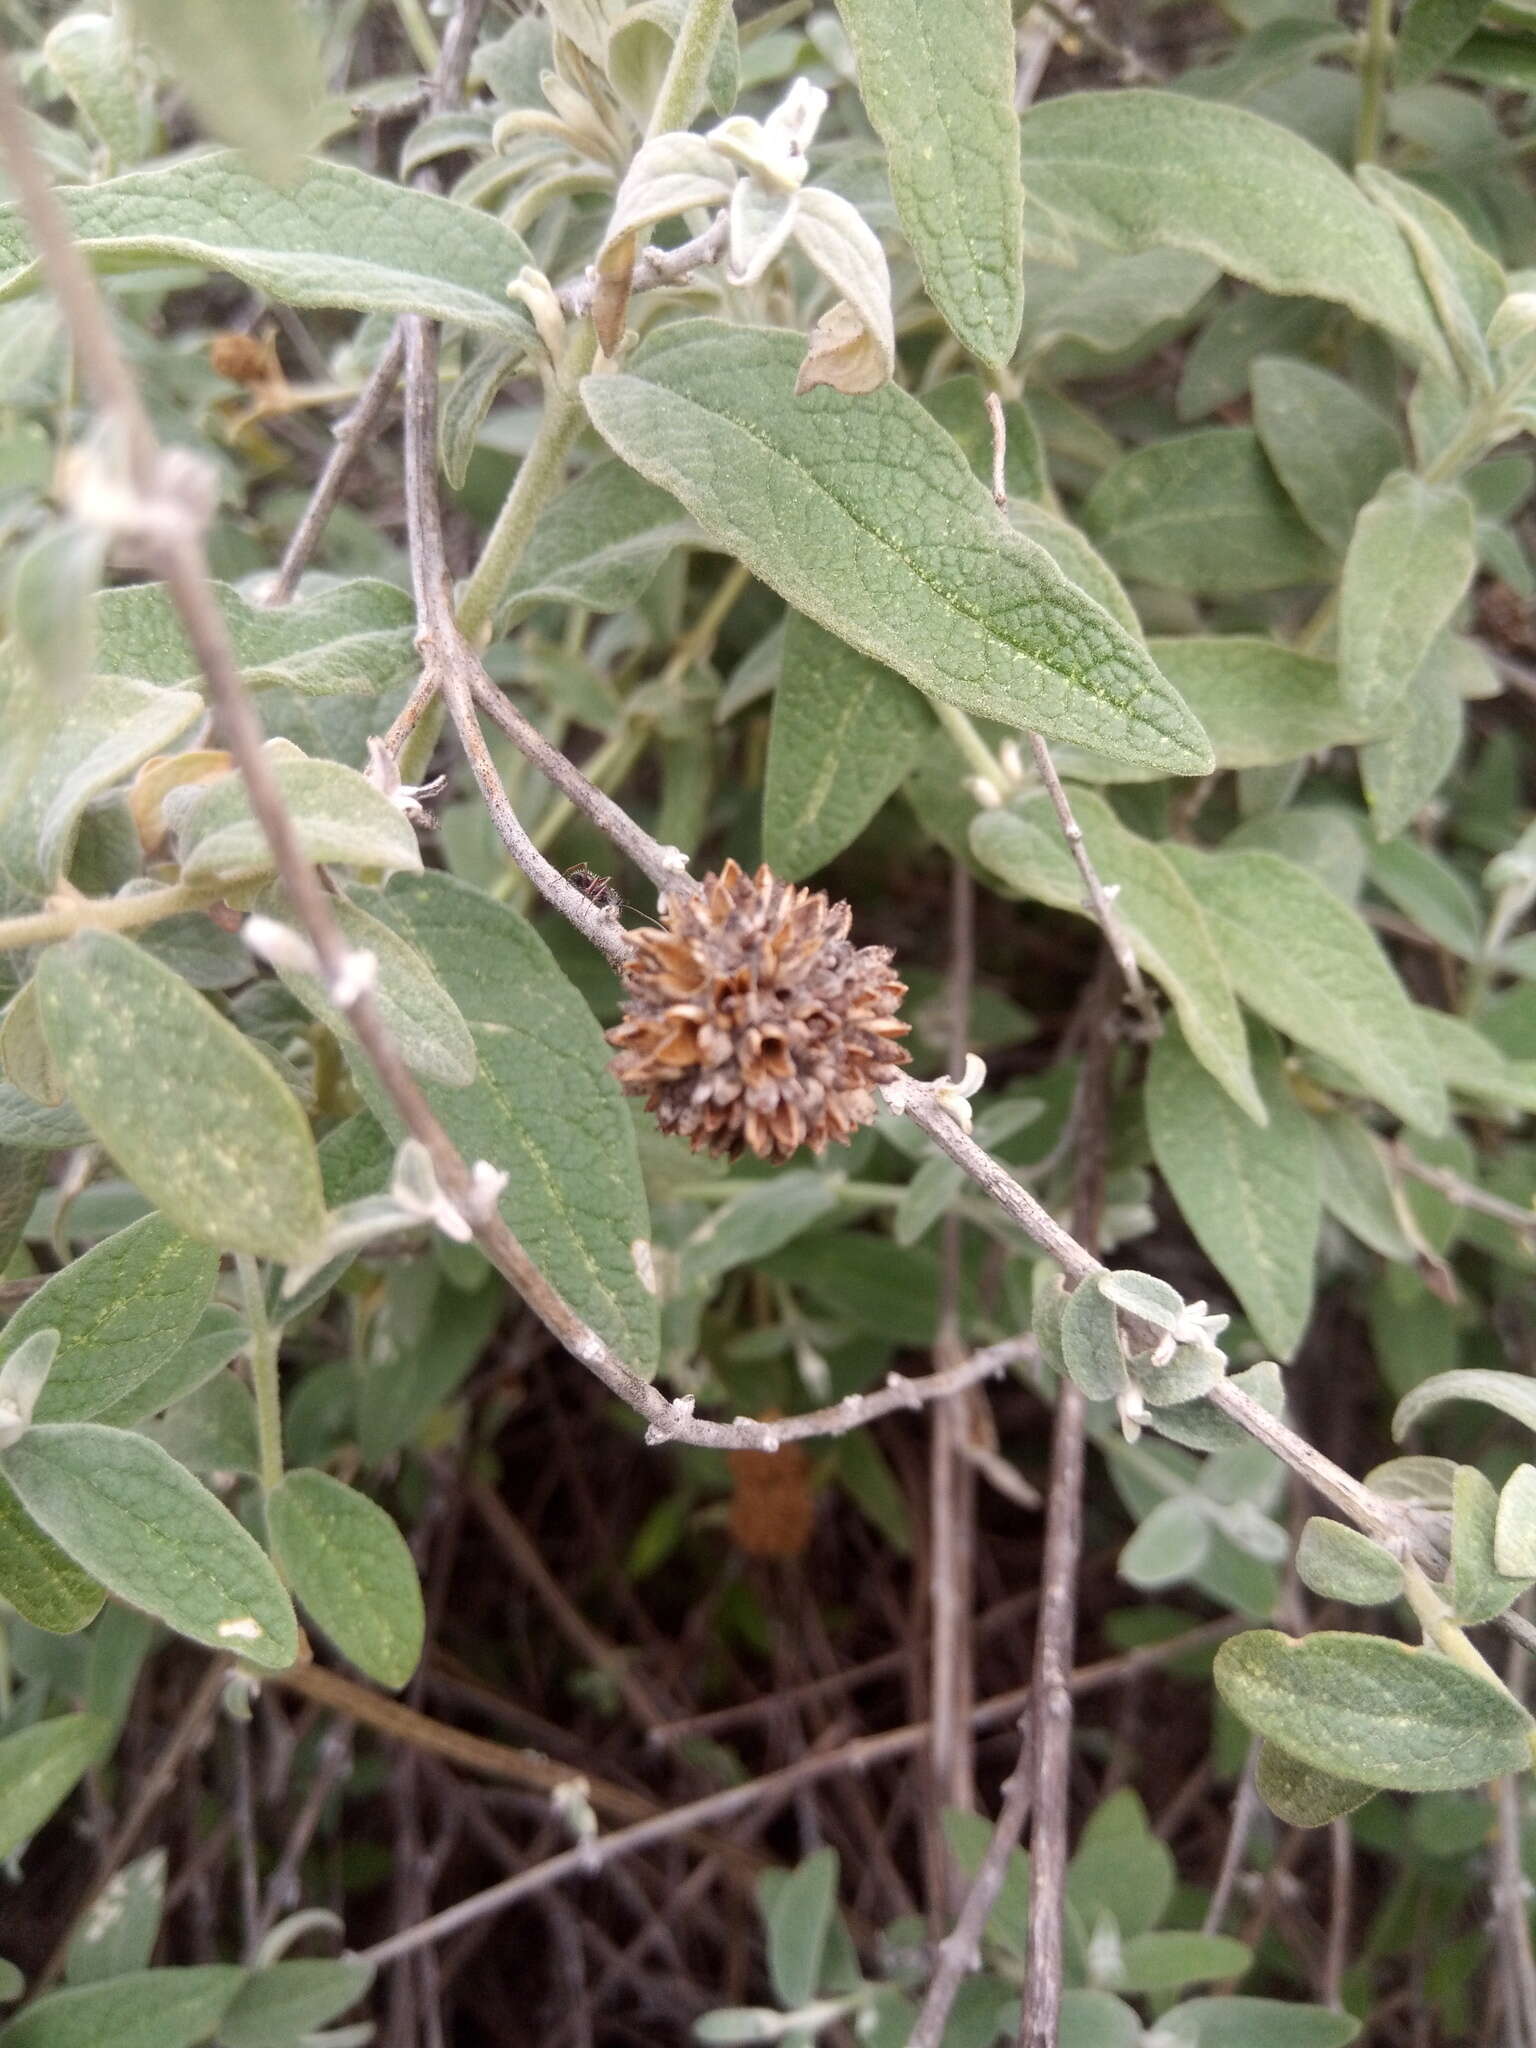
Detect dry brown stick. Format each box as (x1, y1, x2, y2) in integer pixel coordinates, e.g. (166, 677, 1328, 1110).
(265, 331, 404, 605)
(556, 211, 727, 318)
(34, 1658, 229, 1991)
(1202, 1738, 1262, 1935)
(1322, 1816, 1353, 2012)
(928, 857, 978, 1908)
(1392, 1144, 1536, 1240)
(354, 1622, 1230, 1968)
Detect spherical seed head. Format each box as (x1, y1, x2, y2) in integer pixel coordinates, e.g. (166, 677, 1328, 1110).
(607, 859, 910, 1164)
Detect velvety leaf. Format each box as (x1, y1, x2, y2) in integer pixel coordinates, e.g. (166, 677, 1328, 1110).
(0, 1213, 218, 1426)
(0, 1470, 104, 1633)
(1059, 1275, 1129, 1401)
(63, 1848, 165, 1986)
(1214, 1628, 1533, 1789)
(1360, 634, 1465, 840)
(1082, 428, 1332, 594)
(359, 872, 659, 1376)
(0, 156, 536, 343)
(1120, 1498, 1211, 1588)
(130, 0, 328, 177)
(501, 459, 698, 624)
(1312, 1112, 1414, 1262)
(1022, 245, 1217, 361)
(1148, 637, 1365, 770)
(1007, 502, 1142, 639)
(681, 1173, 841, 1290)
(763, 612, 928, 879)
(1177, 292, 1330, 421)
(1450, 1463, 1532, 1624)
(267, 1468, 424, 1690)
(1360, 166, 1504, 391)
(0, 1144, 45, 1269)
(0, 1715, 108, 1861)
(140, 1370, 259, 1478)
(0, 1968, 245, 2048)
(1417, 1007, 1536, 1115)
(1250, 356, 1402, 552)
(1397, 0, 1487, 82)
(1395, 1367, 1536, 1440)
(1496, 1465, 1536, 1578)
(583, 323, 1213, 774)
(1164, 846, 1447, 1134)
(0, 672, 201, 895)
(215, 1958, 374, 2048)
(1116, 1931, 1251, 1993)
(1154, 1996, 1359, 2047)
(1338, 472, 1477, 721)
(177, 750, 421, 887)
(1295, 1517, 1404, 1606)
(973, 791, 1261, 1119)
(1255, 1742, 1376, 1828)
(267, 889, 476, 1090)
(1147, 1019, 1319, 1357)
(1065, 1788, 1172, 1941)
(921, 376, 1046, 503)
(1015, 90, 1448, 368)
(0, 1423, 297, 1669)
(36, 932, 327, 1264)
(42, 12, 151, 168)
(835, 0, 1022, 364)
(92, 1305, 248, 1430)
(761, 1846, 838, 2009)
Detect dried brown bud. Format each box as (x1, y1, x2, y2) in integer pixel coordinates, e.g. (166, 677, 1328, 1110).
(607, 859, 908, 1163)
(210, 332, 282, 388)
(727, 1436, 815, 1560)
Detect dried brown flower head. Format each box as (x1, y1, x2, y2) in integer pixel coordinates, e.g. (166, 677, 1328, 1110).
(727, 1431, 815, 1560)
(607, 859, 909, 1163)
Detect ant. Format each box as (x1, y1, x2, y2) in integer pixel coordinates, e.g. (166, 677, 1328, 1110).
(564, 863, 664, 928)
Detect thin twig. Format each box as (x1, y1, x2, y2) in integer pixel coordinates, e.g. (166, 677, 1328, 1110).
(1322, 1816, 1353, 2011)
(908, 1719, 1033, 2048)
(556, 212, 728, 317)
(354, 1623, 1227, 1969)
(265, 333, 405, 605)
(1392, 1145, 1536, 1241)
(1203, 1739, 1262, 1935)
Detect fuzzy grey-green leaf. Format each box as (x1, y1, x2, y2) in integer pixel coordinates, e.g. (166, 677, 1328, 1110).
(835, 0, 1022, 365)
(764, 613, 928, 879)
(1147, 1019, 1319, 1357)
(1295, 1517, 1404, 1606)
(1495, 1465, 1536, 1578)
(35, 931, 327, 1264)
(1339, 472, 1477, 722)
(1250, 356, 1402, 553)
(0, 1968, 245, 2048)
(0, 1423, 297, 1669)
(178, 753, 421, 886)
(268, 1468, 424, 1690)
(1214, 1628, 1532, 1790)
(359, 872, 660, 1377)
(583, 323, 1212, 775)
(1, 1212, 217, 1425)
(0, 155, 537, 342)
(0, 1470, 104, 1634)
(0, 1715, 108, 1861)
(1254, 1742, 1376, 1829)
(1014, 90, 1449, 370)
(1450, 1463, 1532, 1624)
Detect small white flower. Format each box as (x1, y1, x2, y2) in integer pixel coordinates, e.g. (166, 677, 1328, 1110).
(464, 1159, 509, 1224)
(329, 948, 378, 1011)
(963, 775, 1003, 810)
(932, 1052, 987, 1135)
(362, 736, 447, 828)
(242, 915, 320, 978)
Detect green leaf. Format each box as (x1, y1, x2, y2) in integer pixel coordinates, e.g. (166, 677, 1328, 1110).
(1369, 836, 1481, 960)
(130, 0, 328, 177)
(0, 156, 536, 343)
(608, 0, 739, 124)
(922, 376, 1046, 503)
(1022, 244, 1217, 363)
(761, 1846, 838, 2008)
(1015, 90, 1448, 370)
(1213, 1628, 1533, 1790)
(267, 1468, 424, 1690)
(1066, 1788, 1172, 1941)
(0, 673, 201, 896)
(0, 1468, 104, 1634)
(1255, 1742, 1376, 1829)
(64, 1848, 165, 1986)
(42, 12, 151, 168)
(1120, 1498, 1211, 1588)
(583, 322, 1212, 774)
(215, 1959, 373, 2048)
(834, 0, 1022, 364)
(1397, 0, 1487, 82)
(1154, 1996, 1359, 2047)
(266, 889, 476, 1090)
(0, 1715, 108, 1861)
(360, 872, 660, 1376)
(92, 1305, 249, 1430)
(1007, 501, 1142, 639)
(1146, 1019, 1319, 1357)
(1116, 1932, 1252, 1994)
(1059, 1990, 1141, 2048)
(1082, 428, 1333, 594)
(1314, 1111, 1413, 1261)
(0, 1213, 218, 1425)
(1146, 638, 1365, 772)
(1359, 634, 1465, 840)
(1360, 167, 1504, 392)
(36, 931, 327, 1264)
(0, 1968, 245, 2048)
(1059, 1275, 1129, 1401)
(973, 791, 1260, 1120)
(1498, 1465, 1536, 1577)
(763, 612, 928, 879)
(681, 1173, 841, 1290)
(0, 1963, 19, 2005)
(1164, 846, 1447, 1135)
(1177, 292, 1331, 422)
(1450, 1464, 1532, 1624)
(1295, 1517, 1404, 1605)
(141, 1370, 259, 1478)
(0, 1145, 45, 1270)
(1395, 1367, 1536, 1440)
(177, 749, 421, 887)
(1417, 1006, 1536, 1115)
(0, 1423, 297, 1669)
(501, 458, 697, 624)
(1338, 472, 1477, 722)
(1250, 356, 1402, 553)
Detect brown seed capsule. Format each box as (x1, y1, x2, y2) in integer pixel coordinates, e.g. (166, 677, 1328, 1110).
(209, 332, 281, 387)
(607, 859, 909, 1163)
